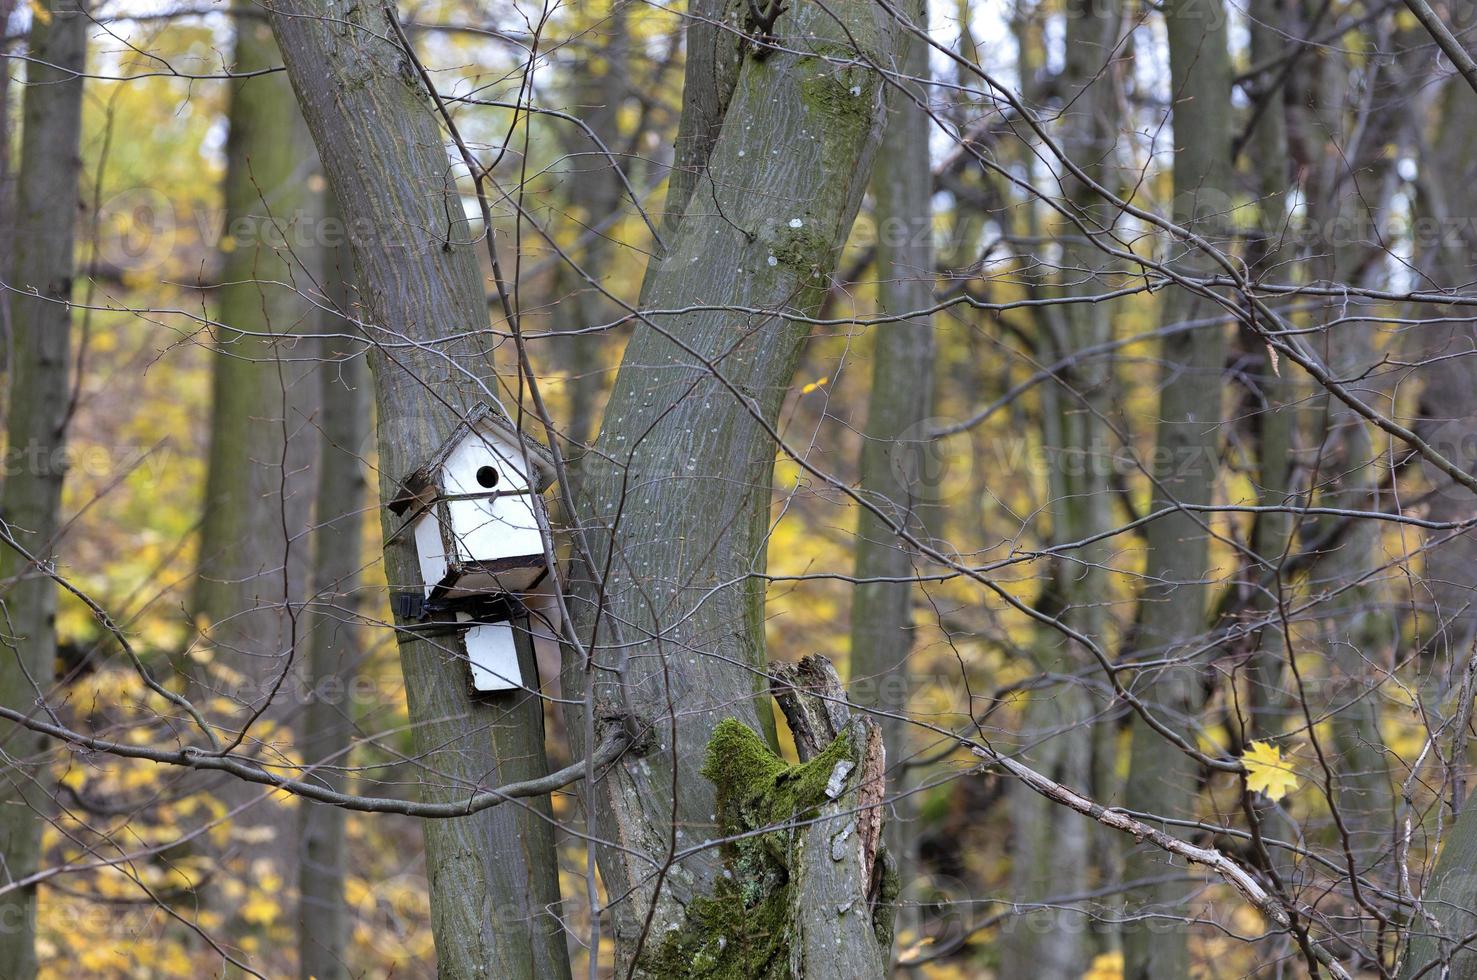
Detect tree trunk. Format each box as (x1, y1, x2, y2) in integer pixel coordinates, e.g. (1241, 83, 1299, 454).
(0, 1, 87, 975)
(1395, 68, 1477, 980)
(264, 3, 571, 976)
(1418, 73, 1477, 661)
(1231, 0, 1304, 895)
(849, 0, 933, 943)
(1004, 1, 1121, 974)
(0, 0, 21, 366)
(188, 10, 322, 962)
(297, 220, 366, 980)
(1298, 30, 1425, 883)
(553, 1, 629, 453)
(560, 1, 906, 972)
(1121, 0, 1232, 975)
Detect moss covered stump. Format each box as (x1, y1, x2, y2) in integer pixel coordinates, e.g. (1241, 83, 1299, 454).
(641, 717, 891, 979)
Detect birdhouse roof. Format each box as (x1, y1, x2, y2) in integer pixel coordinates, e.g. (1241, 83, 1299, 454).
(389, 403, 558, 515)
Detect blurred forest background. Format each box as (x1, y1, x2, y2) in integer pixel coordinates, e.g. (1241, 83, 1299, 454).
(6, 0, 1477, 976)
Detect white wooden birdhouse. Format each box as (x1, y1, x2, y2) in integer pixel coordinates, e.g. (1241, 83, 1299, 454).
(390, 404, 557, 605)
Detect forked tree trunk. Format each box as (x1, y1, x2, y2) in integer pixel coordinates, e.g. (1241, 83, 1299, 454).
(560, 1, 906, 973)
(264, 3, 571, 976)
(1121, 0, 1232, 975)
(0, 1, 87, 975)
(269, 0, 903, 972)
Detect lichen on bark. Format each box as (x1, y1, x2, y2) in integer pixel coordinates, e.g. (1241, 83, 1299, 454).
(640, 718, 878, 978)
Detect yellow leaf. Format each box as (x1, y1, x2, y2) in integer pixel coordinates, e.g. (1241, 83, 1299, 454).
(1082, 951, 1123, 980)
(28, 0, 51, 24)
(240, 893, 280, 926)
(799, 376, 829, 395)
(1242, 740, 1299, 801)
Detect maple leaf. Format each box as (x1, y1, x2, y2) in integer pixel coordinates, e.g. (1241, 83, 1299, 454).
(1242, 740, 1299, 801)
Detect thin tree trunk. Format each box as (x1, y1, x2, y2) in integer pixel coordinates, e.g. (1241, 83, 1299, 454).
(1004, 1, 1120, 974)
(1395, 69, 1477, 980)
(297, 220, 366, 980)
(188, 10, 322, 962)
(1239, 0, 1300, 884)
(264, 3, 571, 976)
(1120, 0, 1232, 975)
(0, 1, 87, 975)
(1299, 29, 1425, 881)
(0, 0, 21, 368)
(554, 1, 629, 453)
(560, 1, 906, 972)
(849, 0, 934, 943)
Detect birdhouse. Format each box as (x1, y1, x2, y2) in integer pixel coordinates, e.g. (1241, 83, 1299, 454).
(456, 612, 523, 693)
(390, 404, 557, 605)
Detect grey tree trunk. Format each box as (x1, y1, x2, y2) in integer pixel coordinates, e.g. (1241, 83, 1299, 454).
(1239, 0, 1300, 881)
(849, 0, 933, 943)
(1120, 0, 1232, 975)
(1298, 34, 1425, 880)
(1395, 70, 1477, 980)
(0, 0, 21, 364)
(1418, 74, 1477, 663)
(553, 1, 629, 452)
(559, 1, 906, 973)
(0, 1, 87, 975)
(296, 225, 367, 980)
(1003, 1, 1120, 975)
(264, 3, 571, 976)
(188, 11, 322, 963)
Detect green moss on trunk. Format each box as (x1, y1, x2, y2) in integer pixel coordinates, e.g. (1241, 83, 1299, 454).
(640, 719, 854, 978)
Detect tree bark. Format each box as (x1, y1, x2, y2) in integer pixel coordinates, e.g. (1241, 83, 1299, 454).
(1238, 0, 1300, 883)
(0, 0, 21, 366)
(0, 1, 87, 975)
(849, 0, 933, 945)
(1298, 29, 1425, 883)
(1121, 0, 1232, 975)
(264, 3, 571, 976)
(560, 1, 906, 971)
(297, 220, 366, 980)
(1395, 68, 1477, 980)
(553, 1, 629, 452)
(1004, 1, 1121, 974)
(188, 10, 322, 962)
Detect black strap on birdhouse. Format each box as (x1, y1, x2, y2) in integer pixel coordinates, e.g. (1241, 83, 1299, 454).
(391, 591, 430, 621)
(391, 590, 525, 626)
